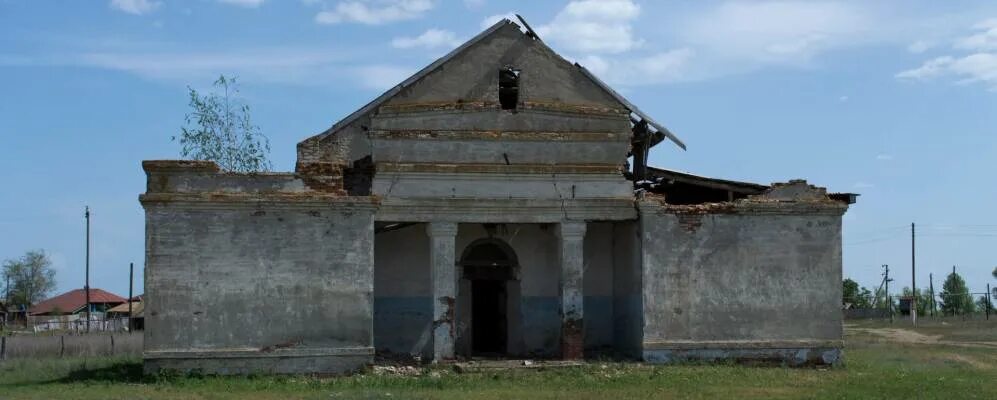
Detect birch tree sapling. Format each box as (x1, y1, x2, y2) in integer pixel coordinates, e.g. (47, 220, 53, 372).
(174, 75, 272, 172)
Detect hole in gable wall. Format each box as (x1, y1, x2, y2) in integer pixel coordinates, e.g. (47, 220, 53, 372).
(499, 66, 520, 110)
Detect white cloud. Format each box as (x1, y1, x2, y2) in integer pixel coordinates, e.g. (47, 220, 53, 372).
(392, 29, 461, 49)
(353, 65, 415, 90)
(954, 19, 997, 51)
(109, 0, 160, 15)
(875, 154, 894, 161)
(578, 48, 694, 85)
(908, 40, 933, 54)
(6, 47, 367, 88)
(217, 0, 265, 8)
(480, 12, 516, 30)
(897, 56, 955, 80)
(315, 0, 434, 25)
(899, 19, 997, 91)
(678, 1, 874, 68)
(536, 0, 642, 54)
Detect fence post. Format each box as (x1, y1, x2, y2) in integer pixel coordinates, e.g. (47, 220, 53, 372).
(60, 335, 65, 358)
(1, 336, 5, 361)
(110, 334, 115, 356)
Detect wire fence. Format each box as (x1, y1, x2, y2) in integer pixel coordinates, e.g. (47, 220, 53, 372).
(0, 332, 142, 360)
(27, 315, 137, 333)
(844, 291, 996, 320)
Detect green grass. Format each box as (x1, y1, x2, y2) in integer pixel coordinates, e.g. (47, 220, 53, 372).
(1, 325, 995, 399)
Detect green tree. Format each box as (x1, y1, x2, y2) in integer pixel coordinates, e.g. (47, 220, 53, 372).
(2, 250, 57, 307)
(939, 271, 974, 315)
(993, 267, 997, 304)
(175, 75, 271, 172)
(842, 279, 872, 308)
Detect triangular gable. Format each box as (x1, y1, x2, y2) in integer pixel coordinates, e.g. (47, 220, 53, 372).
(303, 18, 685, 150)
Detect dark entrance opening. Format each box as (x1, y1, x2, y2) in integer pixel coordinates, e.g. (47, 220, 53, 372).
(471, 279, 507, 355)
(460, 238, 518, 357)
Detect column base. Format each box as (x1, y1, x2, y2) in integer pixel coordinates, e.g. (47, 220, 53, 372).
(561, 318, 584, 360)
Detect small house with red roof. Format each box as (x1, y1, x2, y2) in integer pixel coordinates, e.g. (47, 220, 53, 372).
(29, 288, 126, 316)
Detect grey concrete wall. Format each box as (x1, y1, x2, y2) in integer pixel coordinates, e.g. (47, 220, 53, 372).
(373, 224, 432, 358)
(142, 161, 377, 375)
(583, 222, 615, 352)
(383, 23, 621, 109)
(371, 171, 632, 200)
(638, 191, 847, 365)
(371, 136, 629, 167)
(371, 110, 628, 133)
(611, 221, 643, 358)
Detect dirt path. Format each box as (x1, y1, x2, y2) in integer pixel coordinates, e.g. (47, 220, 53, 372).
(849, 326, 997, 349)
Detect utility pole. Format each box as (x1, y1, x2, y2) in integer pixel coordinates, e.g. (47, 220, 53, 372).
(128, 262, 134, 332)
(85, 206, 91, 333)
(987, 283, 992, 321)
(883, 264, 893, 323)
(911, 222, 916, 327)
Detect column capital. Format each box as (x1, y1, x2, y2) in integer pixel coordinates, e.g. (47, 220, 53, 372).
(426, 221, 458, 237)
(557, 221, 587, 239)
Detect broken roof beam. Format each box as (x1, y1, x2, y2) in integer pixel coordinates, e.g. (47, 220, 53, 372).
(574, 63, 687, 151)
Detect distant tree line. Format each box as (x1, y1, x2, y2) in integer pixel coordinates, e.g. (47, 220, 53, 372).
(843, 269, 995, 315)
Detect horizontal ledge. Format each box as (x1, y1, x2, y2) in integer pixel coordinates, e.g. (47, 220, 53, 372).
(143, 160, 220, 173)
(140, 193, 380, 208)
(376, 198, 638, 222)
(643, 340, 843, 350)
(370, 130, 628, 142)
(144, 346, 374, 359)
(376, 100, 628, 116)
(377, 163, 623, 175)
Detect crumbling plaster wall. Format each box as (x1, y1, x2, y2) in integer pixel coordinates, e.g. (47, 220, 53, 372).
(141, 161, 377, 375)
(381, 22, 620, 109)
(638, 182, 848, 365)
(611, 220, 643, 358)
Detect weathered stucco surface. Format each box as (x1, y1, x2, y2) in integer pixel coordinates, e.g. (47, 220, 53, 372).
(141, 161, 377, 374)
(638, 182, 847, 365)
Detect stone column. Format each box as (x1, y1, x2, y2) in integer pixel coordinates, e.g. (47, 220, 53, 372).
(427, 221, 458, 362)
(557, 221, 587, 360)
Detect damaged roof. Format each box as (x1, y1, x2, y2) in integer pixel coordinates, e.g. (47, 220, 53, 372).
(645, 166, 858, 205)
(309, 17, 686, 150)
(647, 166, 768, 195)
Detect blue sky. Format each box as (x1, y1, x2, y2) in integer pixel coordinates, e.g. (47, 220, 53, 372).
(2, 0, 997, 299)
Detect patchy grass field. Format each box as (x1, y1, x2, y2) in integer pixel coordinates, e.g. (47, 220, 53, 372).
(1, 321, 995, 400)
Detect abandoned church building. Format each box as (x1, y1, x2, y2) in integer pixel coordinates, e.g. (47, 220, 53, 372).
(140, 19, 856, 374)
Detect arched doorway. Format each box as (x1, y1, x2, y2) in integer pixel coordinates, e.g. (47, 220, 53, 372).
(459, 239, 519, 356)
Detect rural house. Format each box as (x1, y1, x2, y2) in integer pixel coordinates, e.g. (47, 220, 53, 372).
(28, 288, 126, 331)
(140, 19, 855, 375)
